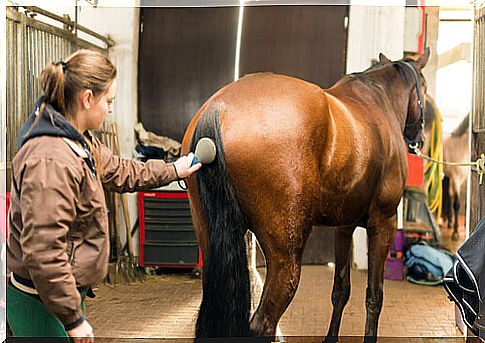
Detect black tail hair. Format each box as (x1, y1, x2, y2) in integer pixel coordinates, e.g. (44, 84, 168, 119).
(191, 108, 251, 338)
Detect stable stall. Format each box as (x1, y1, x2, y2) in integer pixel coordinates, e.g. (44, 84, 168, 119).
(2, 0, 480, 341)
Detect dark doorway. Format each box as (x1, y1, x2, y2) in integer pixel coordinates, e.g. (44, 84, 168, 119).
(240, 5, 348, 88)
(138, 7, 239, 143)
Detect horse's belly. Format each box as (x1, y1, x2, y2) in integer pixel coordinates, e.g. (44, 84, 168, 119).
(317, 191, 371, 227)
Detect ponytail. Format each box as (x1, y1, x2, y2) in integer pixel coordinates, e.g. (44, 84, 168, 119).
(39, 61, 66, 114)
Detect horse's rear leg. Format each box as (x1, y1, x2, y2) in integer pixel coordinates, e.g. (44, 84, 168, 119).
(365, 213, 397, 343)
(452, 194, 460, 241)
(249, 251, 303, 336)
(249, 219, 313, 337)
(325, 226, 356, 342)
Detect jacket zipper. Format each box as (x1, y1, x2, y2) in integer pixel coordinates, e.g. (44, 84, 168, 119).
(68, 241, 79, 266)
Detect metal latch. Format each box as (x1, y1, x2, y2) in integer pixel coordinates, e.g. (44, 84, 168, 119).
(475, 153, 485, 185)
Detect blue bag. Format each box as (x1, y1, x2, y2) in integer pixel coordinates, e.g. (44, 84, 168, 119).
(405, 242, 454, 285)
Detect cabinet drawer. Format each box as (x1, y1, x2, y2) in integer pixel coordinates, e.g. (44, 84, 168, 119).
(145, 226, 197, 242)
(143, 242, 199, 265)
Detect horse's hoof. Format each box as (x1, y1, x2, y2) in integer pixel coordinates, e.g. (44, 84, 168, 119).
(323, 335, 339, 343)
(363, 336, 377, 343)
(452, 232, 459, 241)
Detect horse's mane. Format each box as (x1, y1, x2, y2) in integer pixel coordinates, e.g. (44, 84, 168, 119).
(350, 58, 415, 88)
(451, 113, 470, 137)
(424, 96, 438, 131)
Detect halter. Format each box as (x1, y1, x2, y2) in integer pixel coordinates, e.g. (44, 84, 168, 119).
(397, 61, 425, 151)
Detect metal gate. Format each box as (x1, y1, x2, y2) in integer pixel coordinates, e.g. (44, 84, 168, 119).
(6, 6, 113, 189)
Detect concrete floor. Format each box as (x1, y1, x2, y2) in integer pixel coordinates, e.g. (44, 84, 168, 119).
(81, 222, 473, 342)
(440, 217, 467, 255)
(86, 265, 462, 341)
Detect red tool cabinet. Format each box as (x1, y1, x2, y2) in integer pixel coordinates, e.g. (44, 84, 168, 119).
(138, 191, 202, 270)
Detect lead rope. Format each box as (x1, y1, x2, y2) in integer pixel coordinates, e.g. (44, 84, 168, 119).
(410, 144, 485, 185)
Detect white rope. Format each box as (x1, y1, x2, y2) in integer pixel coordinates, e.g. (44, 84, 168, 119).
(412, 146, 485, 184)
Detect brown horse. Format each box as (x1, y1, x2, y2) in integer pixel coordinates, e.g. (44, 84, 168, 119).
(181, 49, 430, 341)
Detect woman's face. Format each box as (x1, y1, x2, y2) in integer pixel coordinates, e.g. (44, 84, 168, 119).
(84, 80, 117, 131)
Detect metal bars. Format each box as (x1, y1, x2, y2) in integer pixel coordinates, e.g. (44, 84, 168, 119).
(6, 7, 111, 185)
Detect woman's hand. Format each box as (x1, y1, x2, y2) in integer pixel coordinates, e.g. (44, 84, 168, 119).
(173, 152, 202, 179)
(68, 320, 94, 343)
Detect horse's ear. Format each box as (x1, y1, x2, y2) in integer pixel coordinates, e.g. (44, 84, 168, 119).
(416, 47, 431, 69)
(379, 53, 391, 64)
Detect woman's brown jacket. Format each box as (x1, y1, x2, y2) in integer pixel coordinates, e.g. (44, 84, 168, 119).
(7, 102, 178, 329)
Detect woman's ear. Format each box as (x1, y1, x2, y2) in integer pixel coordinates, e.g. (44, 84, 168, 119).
(80, 89, 94, 110)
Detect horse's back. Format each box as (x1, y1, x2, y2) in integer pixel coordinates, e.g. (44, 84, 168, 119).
(206, 73, 330, 173)
(183, 73, 327, 151)
(218, 73, 327, 131)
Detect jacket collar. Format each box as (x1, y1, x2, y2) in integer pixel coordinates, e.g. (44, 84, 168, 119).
(18, 96, 89, 150)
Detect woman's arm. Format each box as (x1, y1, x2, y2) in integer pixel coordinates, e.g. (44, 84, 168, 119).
(98, 139, 200, 193)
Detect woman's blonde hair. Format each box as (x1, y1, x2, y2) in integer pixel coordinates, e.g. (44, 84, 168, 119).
(39, 49, 117, 120)
(34, 49, 117, 175)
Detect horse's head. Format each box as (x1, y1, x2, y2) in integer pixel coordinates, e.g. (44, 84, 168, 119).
(378, 48, 430, 150)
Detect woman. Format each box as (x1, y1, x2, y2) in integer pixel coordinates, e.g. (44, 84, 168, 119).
(6, 49, 201, 342)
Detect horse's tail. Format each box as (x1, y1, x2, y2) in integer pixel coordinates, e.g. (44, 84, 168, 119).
(442, 175, 451, 221)
(190, 108, 251, 338)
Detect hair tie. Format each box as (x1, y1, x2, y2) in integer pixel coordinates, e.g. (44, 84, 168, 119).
(56, 61, 67, 71)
